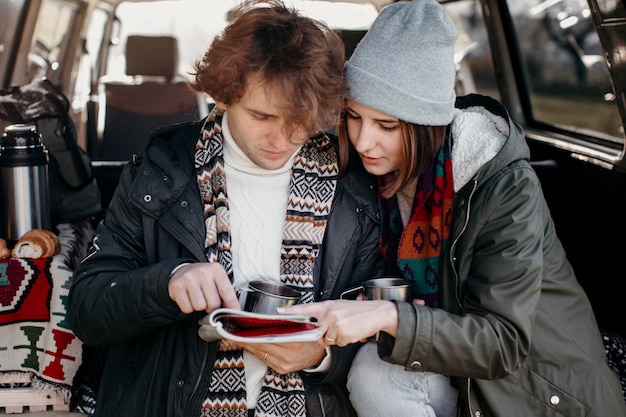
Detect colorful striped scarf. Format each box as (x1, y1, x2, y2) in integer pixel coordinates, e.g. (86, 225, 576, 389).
(379, 138, 454, 307)
(194, 106, 338, 416)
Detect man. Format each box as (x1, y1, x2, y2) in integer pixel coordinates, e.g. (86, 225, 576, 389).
(67, 1, 384, 416)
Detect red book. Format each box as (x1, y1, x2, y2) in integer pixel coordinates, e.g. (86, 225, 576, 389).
(198, 308, 322, 343)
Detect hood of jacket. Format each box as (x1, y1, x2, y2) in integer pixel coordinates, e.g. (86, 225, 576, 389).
(451, 94, 530, 192)
(129, 121, 201, 215)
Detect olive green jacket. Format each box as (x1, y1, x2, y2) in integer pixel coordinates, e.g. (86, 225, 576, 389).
(380, 94, 626, 417)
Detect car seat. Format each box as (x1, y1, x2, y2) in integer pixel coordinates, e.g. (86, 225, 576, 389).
(96, 35, 207, 161)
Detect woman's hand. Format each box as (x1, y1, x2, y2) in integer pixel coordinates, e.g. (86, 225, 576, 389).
(279, 300, 399, 346)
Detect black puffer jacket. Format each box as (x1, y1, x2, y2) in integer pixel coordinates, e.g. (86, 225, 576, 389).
(67, 120, 385, 417)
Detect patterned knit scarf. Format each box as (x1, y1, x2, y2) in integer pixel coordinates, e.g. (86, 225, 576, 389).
(379, 137, 454, 307)
(194, 107, 338, 417)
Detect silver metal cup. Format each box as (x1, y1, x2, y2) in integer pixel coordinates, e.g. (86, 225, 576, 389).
(340, 277, 414, 341)
(241, 280, 301, 314)
(341, 277, 414, 301)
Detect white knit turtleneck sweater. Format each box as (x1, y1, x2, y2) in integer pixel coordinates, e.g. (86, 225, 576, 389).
(222, 112, 299, 289)
(221, 112, 300, 407)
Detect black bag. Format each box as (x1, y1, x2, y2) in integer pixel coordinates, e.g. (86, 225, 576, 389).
(0, 77, 102, 223)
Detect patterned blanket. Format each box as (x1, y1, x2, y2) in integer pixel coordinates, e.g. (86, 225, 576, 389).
(0, 221, 94, 400)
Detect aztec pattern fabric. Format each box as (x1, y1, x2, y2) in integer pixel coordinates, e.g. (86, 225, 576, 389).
(379, 137, 454, 308)
(0, 221, 94, 399)
(194, 107, 338, 417)
(602, 330, 626, 402)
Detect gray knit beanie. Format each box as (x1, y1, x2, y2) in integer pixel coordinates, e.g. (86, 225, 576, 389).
(345, 0, 458, 126)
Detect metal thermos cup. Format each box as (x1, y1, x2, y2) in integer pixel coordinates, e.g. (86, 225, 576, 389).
(0, 123, 51, 242)
(241, 280, 302, 314)
(340, 277, 414, 301)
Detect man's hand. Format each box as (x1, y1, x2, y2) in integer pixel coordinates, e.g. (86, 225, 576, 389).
(168, 262, 240, 314)
(232, 340, 327, 374)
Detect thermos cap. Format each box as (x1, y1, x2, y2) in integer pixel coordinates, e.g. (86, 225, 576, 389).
(0, 123, 48, 168)
(1, 123, 42, 149)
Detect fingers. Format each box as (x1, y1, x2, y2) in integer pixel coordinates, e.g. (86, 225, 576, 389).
(168, 262, 237, 314)
(236, 342, 326, 374)
(167, 266, 196, 313)
(278, 301, 328, 319)
(295, 299, 398, 346)
(212, 272, 241, 310)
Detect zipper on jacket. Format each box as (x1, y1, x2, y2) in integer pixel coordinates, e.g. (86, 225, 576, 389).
(449, 177, 478, 417)
(186, 341, 211, 416)
(449, 177, 478, 310)
(466, 378, 474, 417)
(317, 389, 327, 417)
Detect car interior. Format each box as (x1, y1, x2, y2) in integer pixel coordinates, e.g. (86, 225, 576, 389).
(0, 0, 625, 413)
(94, 34, 208, 161)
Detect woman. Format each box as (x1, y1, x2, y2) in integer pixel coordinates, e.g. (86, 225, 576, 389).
(281, 1, 626, 416)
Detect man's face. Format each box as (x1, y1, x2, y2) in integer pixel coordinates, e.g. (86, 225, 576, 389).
(215, 80, 307, 170)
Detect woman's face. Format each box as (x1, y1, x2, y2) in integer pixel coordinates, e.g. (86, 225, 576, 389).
(346, 100, 404, 176)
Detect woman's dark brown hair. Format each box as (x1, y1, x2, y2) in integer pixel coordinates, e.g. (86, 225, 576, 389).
(338, 109, 447, 198)
(189, 0, 346, 138)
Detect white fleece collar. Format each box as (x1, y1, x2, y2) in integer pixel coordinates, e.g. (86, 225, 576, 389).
(451, 106, 509, 191)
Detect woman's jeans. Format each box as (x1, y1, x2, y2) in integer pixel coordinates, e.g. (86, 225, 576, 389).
(347, 342, 458, 417)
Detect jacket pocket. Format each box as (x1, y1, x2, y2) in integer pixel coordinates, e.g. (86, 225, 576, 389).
(516, 367, 589, 417)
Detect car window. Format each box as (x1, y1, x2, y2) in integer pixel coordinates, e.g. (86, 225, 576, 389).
(446, 0, 621, 141)
(443, 0, 499, 100)
(506, 0, 621, 139)
(0, 0, 78, 88)
(27, 0, 82, 86)
(103, 0, 378, 81)
(0, 0, 27, 87)
(73, 8, 108, 106)
(104, 0, 238, 81)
